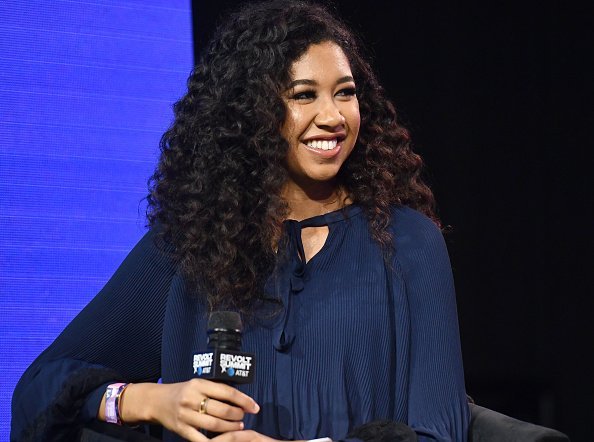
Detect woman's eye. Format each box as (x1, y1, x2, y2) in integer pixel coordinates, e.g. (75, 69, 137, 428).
(336, 87, 357, 97)
(292, 91, 316, 100)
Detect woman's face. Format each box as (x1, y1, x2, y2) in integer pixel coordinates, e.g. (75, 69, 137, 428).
(281, 41, 360, 192)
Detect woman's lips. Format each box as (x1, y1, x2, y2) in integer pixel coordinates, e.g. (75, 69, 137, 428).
(302, 139, 343, 158)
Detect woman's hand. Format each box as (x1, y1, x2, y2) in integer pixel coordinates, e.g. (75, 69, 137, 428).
(100, 379, 260, 442)
(212, 431, 307, 442)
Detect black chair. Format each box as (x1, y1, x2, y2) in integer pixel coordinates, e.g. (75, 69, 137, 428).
(80, 405, 570, 441)
(468, 403, 570, 442)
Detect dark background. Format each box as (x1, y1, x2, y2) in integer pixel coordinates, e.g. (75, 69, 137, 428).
(192, 1, 593, 440)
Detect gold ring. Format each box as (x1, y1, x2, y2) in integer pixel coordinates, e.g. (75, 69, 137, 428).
(199, 397, 209, 414)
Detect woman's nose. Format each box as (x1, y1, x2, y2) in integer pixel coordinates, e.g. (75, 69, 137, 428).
(314, 98, 345, 128)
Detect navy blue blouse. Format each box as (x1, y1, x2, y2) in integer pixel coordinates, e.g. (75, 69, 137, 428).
(11, 206, 469, 441)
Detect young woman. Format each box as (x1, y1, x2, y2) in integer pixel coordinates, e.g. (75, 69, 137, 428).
(11, 1, 469, 441)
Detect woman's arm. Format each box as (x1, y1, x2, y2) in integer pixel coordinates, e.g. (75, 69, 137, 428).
(11, 227, 262, 442)
(391, 207, 470, 441)
(11, 228, 175, 440)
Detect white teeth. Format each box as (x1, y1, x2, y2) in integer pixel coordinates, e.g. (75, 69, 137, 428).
(306, 139, 338, 150)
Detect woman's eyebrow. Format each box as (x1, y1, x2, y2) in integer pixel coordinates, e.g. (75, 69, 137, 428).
(336, 75, 355, 85)
(288, 79, 317, 88)
(288, 76, 355, 88)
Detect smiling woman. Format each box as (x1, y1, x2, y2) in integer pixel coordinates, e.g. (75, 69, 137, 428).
(279, 41, 361, 262)
(11, 1, 469, 441)
(281, 42, 360, 199)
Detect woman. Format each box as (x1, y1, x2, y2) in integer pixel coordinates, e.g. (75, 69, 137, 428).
(11, 1, 469, 441)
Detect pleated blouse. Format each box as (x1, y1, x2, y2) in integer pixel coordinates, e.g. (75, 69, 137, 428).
(11, 205, 469, 442)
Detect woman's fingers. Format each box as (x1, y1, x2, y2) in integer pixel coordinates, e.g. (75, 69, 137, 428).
(200, 397, 245, 421)
(176, 424, 209, 442)
(193, 379, 260, 413)
(147, 380, 257, 439)
(160, 397, 244, 439)
(182, 409, 245, 433)
(212, 430, 306, 442)
(212, 430, 266, 441)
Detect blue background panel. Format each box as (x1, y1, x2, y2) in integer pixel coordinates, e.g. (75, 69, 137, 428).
(0, 1, 193, 439)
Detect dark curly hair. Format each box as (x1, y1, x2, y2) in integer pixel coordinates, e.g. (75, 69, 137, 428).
(147, 0, 437, 314)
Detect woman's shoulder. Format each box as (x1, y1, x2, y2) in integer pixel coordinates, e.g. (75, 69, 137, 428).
(117, 224, 178, 274)
(387, 205, 449, 269)
(388, 205, 443, 242)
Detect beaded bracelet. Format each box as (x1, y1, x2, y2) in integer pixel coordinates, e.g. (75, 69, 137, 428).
(105, 383, 130, 425)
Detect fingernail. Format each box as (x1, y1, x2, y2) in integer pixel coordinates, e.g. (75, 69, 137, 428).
(239, 422, 244, 429)
(253, 401, 260, 413)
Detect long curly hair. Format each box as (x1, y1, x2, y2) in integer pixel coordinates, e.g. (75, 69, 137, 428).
(147, 0, 437, 313)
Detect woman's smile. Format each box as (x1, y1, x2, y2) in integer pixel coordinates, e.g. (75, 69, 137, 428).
(302, 135, 346, 158)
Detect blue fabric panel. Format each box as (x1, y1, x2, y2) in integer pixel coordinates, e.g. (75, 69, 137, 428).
(0, 1, 193, 439)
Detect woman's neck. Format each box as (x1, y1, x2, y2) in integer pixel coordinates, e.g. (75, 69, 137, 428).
(281, 181, 350, 221)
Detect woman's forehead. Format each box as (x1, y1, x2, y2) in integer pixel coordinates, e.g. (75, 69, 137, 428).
(288, 42, 353, 81)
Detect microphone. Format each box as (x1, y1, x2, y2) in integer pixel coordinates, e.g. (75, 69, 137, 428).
(193, 311, 255, 384)
(193, 312, 255, 438)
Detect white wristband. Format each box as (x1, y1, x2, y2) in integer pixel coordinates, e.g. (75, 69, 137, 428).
(307, 439, 332, 442)
(105, 383, 126, 425)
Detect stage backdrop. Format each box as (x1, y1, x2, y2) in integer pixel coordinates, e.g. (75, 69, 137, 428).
(0, 1, 193, 439)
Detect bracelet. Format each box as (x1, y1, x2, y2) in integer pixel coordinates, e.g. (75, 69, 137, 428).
(105, 383, 131, 425)
(116, 383, 133, 425)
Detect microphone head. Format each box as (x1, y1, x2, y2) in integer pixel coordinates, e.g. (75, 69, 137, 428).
(208, 311, 242, 333)
(195, 310, 254, 384)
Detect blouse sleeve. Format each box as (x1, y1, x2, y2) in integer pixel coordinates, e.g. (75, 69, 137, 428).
(11, 228, 177, 442)
(391, 207, 470, 441)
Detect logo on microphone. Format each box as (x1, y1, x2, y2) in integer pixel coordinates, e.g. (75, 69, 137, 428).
(219, 353, 252, 378)
(193, 352, 214, 375)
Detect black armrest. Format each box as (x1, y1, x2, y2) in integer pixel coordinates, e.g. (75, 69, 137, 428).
(469, 403, 570, 442)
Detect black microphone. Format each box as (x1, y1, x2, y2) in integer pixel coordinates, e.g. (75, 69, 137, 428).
(193, 311, 255, 384)
(193, 312, 255, 438)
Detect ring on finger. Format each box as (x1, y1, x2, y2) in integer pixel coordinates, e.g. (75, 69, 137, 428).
(199, 397, 210, 414)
